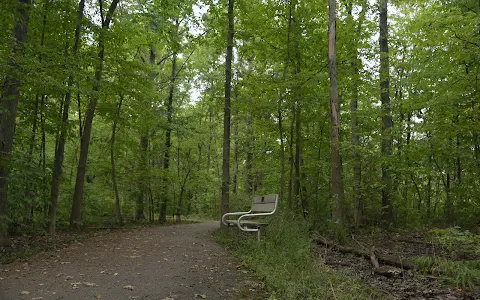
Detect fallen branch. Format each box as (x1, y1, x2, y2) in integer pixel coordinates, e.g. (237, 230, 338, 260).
(315, 235, 415, 270)
(370, 247, 380, 270)
(393, 237, 436, 246)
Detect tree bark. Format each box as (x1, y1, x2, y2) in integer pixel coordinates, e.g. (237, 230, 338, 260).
(281, 0, 293, 211)
(70, 0, 119, 228)
(159, 51, 177, 223)
(277, 97, 286, 206)
(0, 0, 32, 246)
(288, 110, 295, 211)
(24, 3, 49, 226)
(232, 119, 239, 195)
(111, 95, 124, 225)
(379, 0, 394, 224)
(328, 0, 345, 225)
(347, 2, 364, 227)
(176, 160, 197, 222)
(136, 135, 148, 220)
(221, 0, 235, 225)
(245, 116, 253, 194)
(49, 0, 85, 234)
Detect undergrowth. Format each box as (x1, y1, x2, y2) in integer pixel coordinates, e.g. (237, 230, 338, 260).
(412, 227, 480, 289)
(216, 214, 384, 300)
(412, 256, 480, 288)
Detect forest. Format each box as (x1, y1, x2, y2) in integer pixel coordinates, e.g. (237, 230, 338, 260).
(1, 0, 480, 297)
(1, 0, 479, 283)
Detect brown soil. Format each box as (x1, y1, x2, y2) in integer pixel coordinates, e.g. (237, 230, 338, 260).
(0, 222, 266, 300)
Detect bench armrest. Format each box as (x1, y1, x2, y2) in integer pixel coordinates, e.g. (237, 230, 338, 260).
(237, 210, 276, 232)
(221, 210, 251, 226)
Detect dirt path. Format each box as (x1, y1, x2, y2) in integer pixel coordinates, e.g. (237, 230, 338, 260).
(0, 222, 261, 300)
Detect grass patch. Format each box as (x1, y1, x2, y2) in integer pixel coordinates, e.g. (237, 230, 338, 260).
(412, 256, 480, 289)
(216, 214, 385, 299)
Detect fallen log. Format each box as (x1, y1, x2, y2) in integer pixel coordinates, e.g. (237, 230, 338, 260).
(315, 235, 415, 270)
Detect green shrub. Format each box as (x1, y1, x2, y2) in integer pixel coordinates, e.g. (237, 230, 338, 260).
(429, 227, 480, 256)
(217, 214, 384, 299)
(412, 256, 480, 289)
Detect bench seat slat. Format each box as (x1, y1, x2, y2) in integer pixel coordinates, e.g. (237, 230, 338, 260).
(225, 219, 268, 226)
(251, 202, 276, 212)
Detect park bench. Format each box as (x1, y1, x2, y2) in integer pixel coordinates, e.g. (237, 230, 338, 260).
(221, 194, 278, 242)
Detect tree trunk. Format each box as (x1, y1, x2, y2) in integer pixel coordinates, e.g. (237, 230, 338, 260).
(347, 2, 363, 227)
(277, 98, 286, 207)
(49, 0, 85, 235)
(328, 0, 345, 226)
(111, 95, 124, 225)
(40, 96, 47, 220)
(0, 0, 31, 246)
(221, 0, 235, 225)
(445, 172, 453, 224)
(70, 0, 119, 228)
(23, 94, 39, 226)
(24, 3, 49, 226)
(245, 116, 253, 194)
(277, 0, 293, 208)
(77, 91, 83, 137)
(136, 135, 148, 220)
(287, 111, 295, 211)
(426, 170, 432, 222)
(159, 51, 178, 224)
(176, 160, 197, 222)
(232, 119, 239, 195)
(475, 132, 480, 177)
(379, 0, 394, 224)
(294, 102, 306, 215)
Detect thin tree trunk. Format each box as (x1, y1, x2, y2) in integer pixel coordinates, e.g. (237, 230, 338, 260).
(245, 116, 253, 194)
(287, 110, 295, 211)
(77, 91, 83, 137)
(328, 0, 345, 226)
(70, 0, 119, 228)
(277, 0, 293, 208)
(475, 132, 480, 176)
(456, 134, 461, 185)
(379, 0, 394, 224)
(445, 172, 453, 224)
(23, 94, 39, 226)
(347, 2, 363, 227)
(111, 95, 124, 225)
(405, 112, 423, 211)
(49, 0, 85, 234)
(159, 51, 178, 223)
(40, 96, 47, 220)
(277, 98, 286, 206)
(221, 0, 235, 225)
(294, 102, 305, 214)
(426, 167, 432, 222)
(24, 3, 49, 226)
(207, 104, 213, 170)
(475, 73, 480, 176)
(232, 120, 239, 195)
(136, 135, 148, 220)
(176, 160, 197, 222)
(0, 0, 32, 246)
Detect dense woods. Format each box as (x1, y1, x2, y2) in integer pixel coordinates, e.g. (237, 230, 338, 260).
(0, 0, 479, 246)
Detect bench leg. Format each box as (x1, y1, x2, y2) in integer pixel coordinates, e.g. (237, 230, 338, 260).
(257, 228, 261, 242)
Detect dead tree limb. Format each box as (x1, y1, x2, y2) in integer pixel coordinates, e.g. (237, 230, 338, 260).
(315, 236, 415, 270)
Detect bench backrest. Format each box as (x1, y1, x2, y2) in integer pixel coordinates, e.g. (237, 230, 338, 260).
(251, 194, 278, 213)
